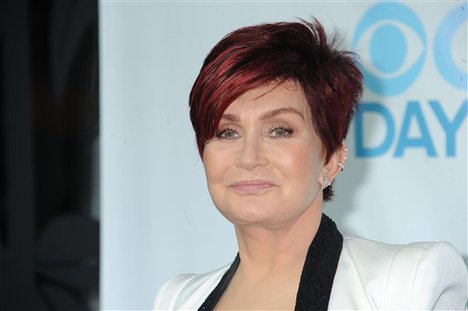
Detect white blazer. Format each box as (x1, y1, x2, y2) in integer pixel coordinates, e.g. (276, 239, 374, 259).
(154, 236, 468, 310)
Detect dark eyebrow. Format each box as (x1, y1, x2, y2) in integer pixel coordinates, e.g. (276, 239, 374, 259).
(221, 107, 305, 123)
(260, 107, 305, 121)
(220, 113, 240, 122)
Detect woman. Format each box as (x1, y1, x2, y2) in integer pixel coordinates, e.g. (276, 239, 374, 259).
(154, 19, 467, 310)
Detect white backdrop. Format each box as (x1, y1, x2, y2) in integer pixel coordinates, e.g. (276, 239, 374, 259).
(99, 1, 467, 309)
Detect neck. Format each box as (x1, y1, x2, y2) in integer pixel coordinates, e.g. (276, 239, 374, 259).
(234, 201, 323, 279)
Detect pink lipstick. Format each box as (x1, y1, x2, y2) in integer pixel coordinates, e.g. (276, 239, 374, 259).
(229, 180, 276, 195)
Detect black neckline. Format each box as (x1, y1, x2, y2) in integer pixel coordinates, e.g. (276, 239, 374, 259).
(198, 214, 343, 311)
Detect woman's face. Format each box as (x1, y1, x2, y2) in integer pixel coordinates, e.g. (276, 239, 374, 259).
(202, 81, 327, 229)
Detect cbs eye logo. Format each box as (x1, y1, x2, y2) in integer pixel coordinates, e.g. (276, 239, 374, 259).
(353, 2, 467, 96)
(434, 5, 467, 91)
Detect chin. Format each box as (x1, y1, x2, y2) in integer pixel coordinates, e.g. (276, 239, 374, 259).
(216, 201, 278, 226)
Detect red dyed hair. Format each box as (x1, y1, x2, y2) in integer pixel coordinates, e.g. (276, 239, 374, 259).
(189, 19, 363, 200)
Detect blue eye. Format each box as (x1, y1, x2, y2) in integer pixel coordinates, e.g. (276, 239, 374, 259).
(216, 128, 239, 140)
(270, 126, 294, 138)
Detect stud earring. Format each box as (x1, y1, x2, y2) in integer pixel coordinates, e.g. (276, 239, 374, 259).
(338, 163, 344, 171)
(322, 177, 332, 190)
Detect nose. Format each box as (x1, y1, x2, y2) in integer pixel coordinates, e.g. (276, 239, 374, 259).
(235, 134, 268, 171)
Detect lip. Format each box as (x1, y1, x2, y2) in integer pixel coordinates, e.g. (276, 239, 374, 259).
(229, 179, 277, 195)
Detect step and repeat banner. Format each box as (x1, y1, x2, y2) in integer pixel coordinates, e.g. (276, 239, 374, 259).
(100, 1, 467, 309)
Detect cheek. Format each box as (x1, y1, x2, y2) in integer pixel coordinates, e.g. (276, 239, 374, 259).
(202, 146, 228, 183)
(280, 144, 322, 184)
(281, 145, 323, 209)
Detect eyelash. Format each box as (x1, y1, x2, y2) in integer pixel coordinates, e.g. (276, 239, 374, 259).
(215, 127, 238, 140)
(270, 125, 295, 138)
(215, 125, 295, 140)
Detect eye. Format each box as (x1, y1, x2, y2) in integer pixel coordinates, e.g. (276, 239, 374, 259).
(216, 127, 239, 140)
(356, 20, 424, 78)
(352, 2, 427, 95)
(270, 126, 294, 138)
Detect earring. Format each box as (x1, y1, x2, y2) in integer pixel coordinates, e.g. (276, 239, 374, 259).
(321, 177, 332, 190)
(338, 163, 344, 171)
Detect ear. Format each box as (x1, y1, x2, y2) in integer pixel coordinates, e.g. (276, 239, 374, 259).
(319, 143, 348, 189)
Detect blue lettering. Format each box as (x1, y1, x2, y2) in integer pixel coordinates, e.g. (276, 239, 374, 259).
(429, 100, 467, 157)
(394, 101, 436, 157)
(355, 103, 394, 157)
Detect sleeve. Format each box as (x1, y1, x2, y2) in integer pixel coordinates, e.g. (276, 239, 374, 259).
(412, 242, 467, 310)
(386, 241, 468, 310)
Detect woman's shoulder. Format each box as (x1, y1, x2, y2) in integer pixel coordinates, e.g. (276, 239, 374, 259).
(342, 235, 464, 263)
(332, 236, 468, 309)
(341, 235, 467, 276)
(153, 264, 230, 310)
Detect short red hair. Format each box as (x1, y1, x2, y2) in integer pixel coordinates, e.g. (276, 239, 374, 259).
(189, 19, 362, 200)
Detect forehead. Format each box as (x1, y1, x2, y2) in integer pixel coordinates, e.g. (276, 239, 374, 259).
(224, 81, 310, 116)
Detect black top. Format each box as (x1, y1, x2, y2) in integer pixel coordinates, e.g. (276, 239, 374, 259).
(198, 214, 343, 311)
